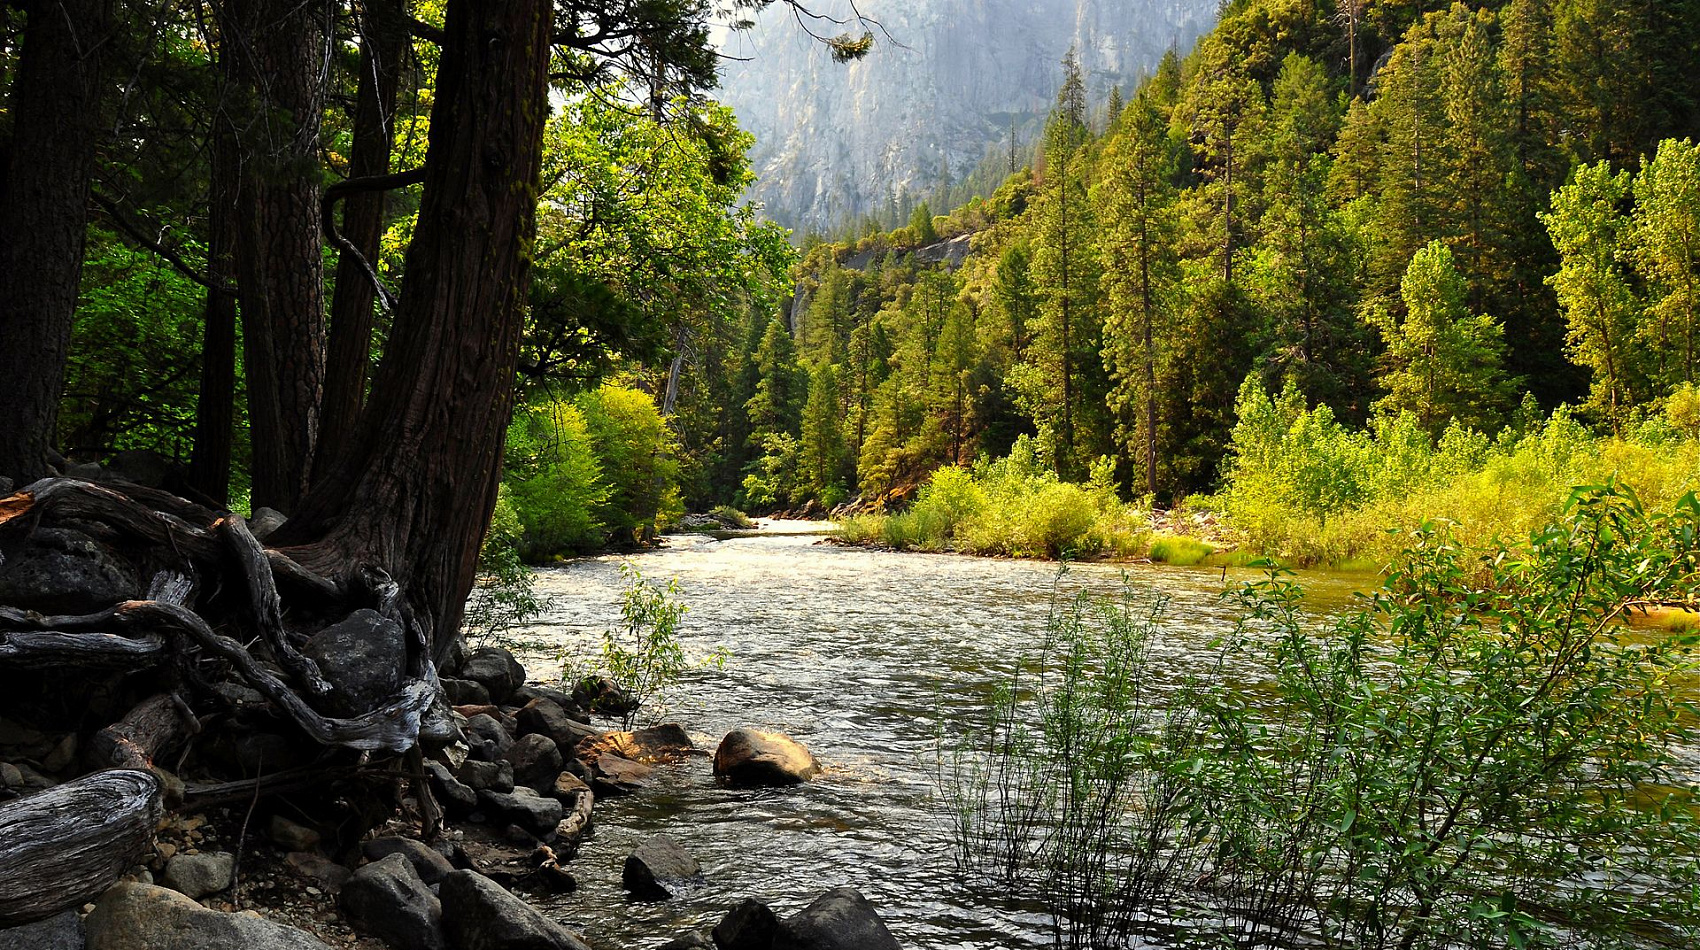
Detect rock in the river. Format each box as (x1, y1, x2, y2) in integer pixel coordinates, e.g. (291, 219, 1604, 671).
(516, 700, 599, 750)
(577, 724, 694, 764)
(0, 909, 83, 950)
(622, 835, 702, 900)
(161, 851, 234, 900)
(478, 787, 562, 838)
(587, 752, 652, 796)
(714, 898, 782, 950)
(438, 870, 591, 950)
(84, 882, 334, 950)
(570, 676, 635, 716)
(775, 888, 900, 950)
(502, 734, 563, 792)
(454, 758, 514, 793)
(0, 527, 140, 614)
(658, 933, 714, 950)
(442, 677, 493, 707)
(425, 761, 478, 815)
(303, 609, 406, 716)
(459, 648, 526, 704)
(464, 714, 515, 762)
(362, 837, 456, 885)
(268, 814, 320, 852)
(714, 729, 821, 786)
(341, 853, 445, 950)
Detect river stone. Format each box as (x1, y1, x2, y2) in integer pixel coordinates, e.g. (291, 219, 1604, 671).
(622, 835, 703, 900)
(341, 853, 445, 950)
(426, 761, 479, 815)
(0, 527, 139, 614)
(362, 836, 455, 885)
(516, 700, 600, 750)
(437, 870, 592, 950)
(478, 786, 563, 837)
(303, 609, 406, 717)
(162, 851, 234, 900)
(577, 724, 694, 764)
(85, 882, 334, 950)
(512, 686, 589, 721)
(588, 752, 652, 796)
(459, 648, 526, 704)
(774, 888, 900, 950)
(570, 676, 634, 716)
(0, 909, 83, 950)
(464, 713, 515, 762)
(502, 733, 563, 792)
(714, 729, 822, 786)
(285, 851, 351, 890)
(442, 677, 492, 707)
(455, 758, 514, 793)
(714, 898, 781, 950)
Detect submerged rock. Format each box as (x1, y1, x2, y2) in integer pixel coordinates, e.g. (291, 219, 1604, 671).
(713, 729, 822, 786)
(586, 752, 652, 796)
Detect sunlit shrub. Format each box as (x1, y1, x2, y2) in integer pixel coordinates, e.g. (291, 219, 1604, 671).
(505, 401, 608, 559)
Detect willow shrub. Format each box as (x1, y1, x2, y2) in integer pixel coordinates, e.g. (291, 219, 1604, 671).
(945, 487, 1700, 950)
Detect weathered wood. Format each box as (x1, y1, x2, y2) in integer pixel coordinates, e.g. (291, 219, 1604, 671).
(0, 769, 161, 925)
(2, 479, 221, 562)
(0, 629, 166, 668)
(91, 693, 197, 770)
(221, 514, 331, 695)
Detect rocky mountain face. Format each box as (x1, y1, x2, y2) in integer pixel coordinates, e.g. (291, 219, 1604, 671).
(715, 0, 1218, 233)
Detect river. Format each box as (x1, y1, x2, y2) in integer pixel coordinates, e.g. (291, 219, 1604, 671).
(517, 523, 1372, 949)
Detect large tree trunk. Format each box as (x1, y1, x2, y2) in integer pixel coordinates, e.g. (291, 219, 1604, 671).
(317, 0, 408, 471)
(0, 0, 112, 481)
(279, 0, 552, 665)
(188, 112, 240, 505)
(220, 0, 331, 514)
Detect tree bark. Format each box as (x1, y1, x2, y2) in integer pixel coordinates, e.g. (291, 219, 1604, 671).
(317, 0, 408, 472)
(279, 0, 552, 666)
(0, 0, 112, 481)
(0, 770, 162, 925)
(220, 0, 332, 514)
(189, 106, 239, 504)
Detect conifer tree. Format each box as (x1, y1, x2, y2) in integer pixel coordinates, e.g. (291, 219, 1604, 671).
(799, 361, 847, 501)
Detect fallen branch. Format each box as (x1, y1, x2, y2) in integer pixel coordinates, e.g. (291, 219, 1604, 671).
(0, 769, 162, 925)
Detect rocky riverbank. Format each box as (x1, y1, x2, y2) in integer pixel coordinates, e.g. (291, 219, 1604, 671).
(0, 643, 895, 950)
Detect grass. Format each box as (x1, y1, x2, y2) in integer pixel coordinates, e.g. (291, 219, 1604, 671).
(1147, 535, 1212, 566)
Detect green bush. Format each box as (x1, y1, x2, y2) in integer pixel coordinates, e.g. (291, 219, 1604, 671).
(505, 401, 608, 559)
(577, 383, 683, 544)
(1147, 535, 1212, 565)
(463, 485, 544, 647)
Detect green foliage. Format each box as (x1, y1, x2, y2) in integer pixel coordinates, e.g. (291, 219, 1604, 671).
(463, 485, 544, 647)
(948, 488, 1700, 949)
(576, 383, 683, 544)
(1145, 535, 1211, 565)
(575, 564, 705, 731)
(504, 400, 609, 560)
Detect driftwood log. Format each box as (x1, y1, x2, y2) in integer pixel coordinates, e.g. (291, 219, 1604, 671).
(0, 477, 449, 922)
(0, 769, 162, 925)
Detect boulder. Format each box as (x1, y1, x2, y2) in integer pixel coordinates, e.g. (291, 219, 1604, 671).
(341, 853, 445, 950)
(362, 837, 455, 885)
(425, 762, 478, 815)
(577, 723, 694, 764)
(108, 449, 173, 488)
(0, 909, 83, 950)
(464, 714, 515, 762)
(515, 700, 600, 750)
(284, 852, 350, 890)
(774, 888, 900, 950)
(268, 814, 320, 852)
(713, 729, 822, 786)
(437, 870, 591, 950)
(502, 734, 563, 792)
(622, 835, 702, 900)
(512, 687, 588, 721)
(570, 676, 634, 716)
(454, 758, 514, 793)
(714, 898, 781, 950)
(84, 882, 334, 950)
(0, 528, 140, 614)
(161, 851, 234, 900)
(248, 507, 287, 540)
(442, 678, 493, 707)
(303, 609, 407, 716)
(588, 752, 652, 796)
(478, 787, 563, 838)
(459, 648, 526, 704)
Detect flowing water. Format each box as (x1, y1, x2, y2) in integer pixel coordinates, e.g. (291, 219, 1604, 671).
(518, 523, 1371, 949)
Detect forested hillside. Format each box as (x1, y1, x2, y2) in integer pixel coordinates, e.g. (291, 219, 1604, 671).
(670, 0, 1700, 561)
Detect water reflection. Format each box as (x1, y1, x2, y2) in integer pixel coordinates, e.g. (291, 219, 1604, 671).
(521, 525, 1369, 949)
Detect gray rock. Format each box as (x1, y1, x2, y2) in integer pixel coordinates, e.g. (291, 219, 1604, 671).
(465, 713, 515, 762)
(284, 851, 351, 890)
(269, 814, 320, 852)
(425, 761, 478, 815)
(511, 686, 587, 721)
(248, 507, 288, 540)
(622, 835, 702, 900)
(515, 699, 599, 750)
(108, 449, 172, 488)
(161, 851, 234, 900)
(774, 888, 900, 950)
(0, 761, 24, 788)
(41, 733, 77, 773)
(0, 476, 13, 496)
(0, 909, 84, 950)
(459, 648, 526, 704)
(66, 461, 104, 480)
(570, 676, 634, 716)
(361, 836, 455, 885)
(660, 933, 715, 950)
(437, 870, 591, 950)
(303, 609, 406, 716)
(454, 757, 514, 793)
(714, 898, 781, 950)
(478, 787, 563, 838)
(0, 528, 140, 614)
(588, 752, 652, 796)
(341, 853, 445, 950)
(502, 733, 563, 792)
(84, 882, 334, 950)
(714, 729, 822, 786)
(442, 677, 492, 707)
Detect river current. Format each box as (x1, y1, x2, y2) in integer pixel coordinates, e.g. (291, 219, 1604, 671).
(519, 523, 1369, 950)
